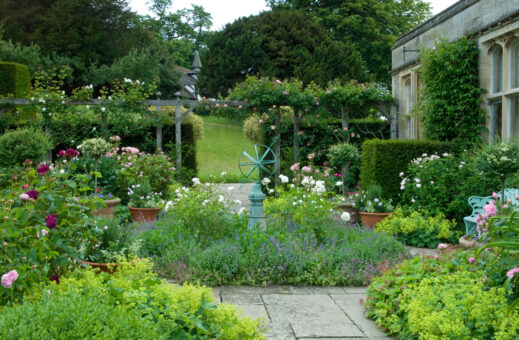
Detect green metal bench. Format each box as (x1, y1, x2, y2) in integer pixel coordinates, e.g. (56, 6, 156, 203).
(464, 188, 519, 235)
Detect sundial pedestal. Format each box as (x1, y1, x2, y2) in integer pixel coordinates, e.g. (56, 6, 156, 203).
(248, 183, 266, 231)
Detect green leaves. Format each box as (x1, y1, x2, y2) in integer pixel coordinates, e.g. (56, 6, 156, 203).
(421, 38, 486, 148)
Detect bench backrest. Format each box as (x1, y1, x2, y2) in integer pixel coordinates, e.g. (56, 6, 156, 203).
(467, 189, 519, 217)
(467, 196, 493, 217)
(503, 188, 519, 206)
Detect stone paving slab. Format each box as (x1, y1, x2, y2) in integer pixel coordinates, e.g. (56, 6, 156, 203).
(214, 286, 393, 339)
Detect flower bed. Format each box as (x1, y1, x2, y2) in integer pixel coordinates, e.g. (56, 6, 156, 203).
(134, 180, 408, 286)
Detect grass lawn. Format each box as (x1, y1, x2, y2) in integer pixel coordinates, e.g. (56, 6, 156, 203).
(197, 116, 251, 182)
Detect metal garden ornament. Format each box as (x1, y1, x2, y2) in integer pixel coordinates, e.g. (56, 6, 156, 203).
(238, 137, 278, 231)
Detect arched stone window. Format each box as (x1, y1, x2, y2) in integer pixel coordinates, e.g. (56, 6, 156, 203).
(491, 45, 503, 93)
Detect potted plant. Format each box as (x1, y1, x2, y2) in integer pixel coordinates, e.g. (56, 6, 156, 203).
(352, 184, 393, 227)
(92, 190, 121, 218)
(127, 179, 163, 223)
(79, 216, 140, 273)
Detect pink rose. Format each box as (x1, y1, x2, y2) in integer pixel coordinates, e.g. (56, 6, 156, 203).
(468, 257, 475, 264)
(507, 267, 519, 278)
(259, 119, 264, 124)
(302, 166, 311, 173)
(1, 270, 18, 288)
(434, 255, 439, 260)
(483, 201, 497, 216)
(492, 192, 498, 199)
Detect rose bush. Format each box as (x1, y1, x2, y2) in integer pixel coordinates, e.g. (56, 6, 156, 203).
(0, 161, 97, 305)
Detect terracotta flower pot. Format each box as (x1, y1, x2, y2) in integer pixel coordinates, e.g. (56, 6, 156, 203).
(78, 259, 118, 274)
(93, 198, 121, 218)
(336, 202, 360, 224)
(129, 207, 161, 224)
(359, 212, 392, 228)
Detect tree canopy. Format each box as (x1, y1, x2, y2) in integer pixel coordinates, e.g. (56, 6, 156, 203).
(199, 7, 368, 97)
(266, 0, 432, 84)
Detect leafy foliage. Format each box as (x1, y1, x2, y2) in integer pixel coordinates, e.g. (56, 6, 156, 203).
(0, 259, 265, 339)
(0, 127, 53, 167)
(421, 38, 486, 148)
(360, 139, 455, 202)
(376, 209, 458, 248)
(0, 62, 30, 97)
(200, 8, 367, 96)
(267, 0, 432, 84)
(399, 152, 501, 224)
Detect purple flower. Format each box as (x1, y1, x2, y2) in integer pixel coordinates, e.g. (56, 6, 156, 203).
(46, 214, 57, 229)
(50, 275, 60, 284)
(37, 165, 50, 175)
(26, 190, 39, 200)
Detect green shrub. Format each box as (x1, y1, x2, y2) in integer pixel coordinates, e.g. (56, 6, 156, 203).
(366, 251, 519, 339)
(0, 259, 265, 339)
(360, 139, 454, 201)
(375, 209, 457, 248)
(0, 127, 53, 166)
(0, 289, 165, 339)
(0, 62, 31, 98)
(406, 271, 519, 339)
(183, 113, 204, 140)
(399, 152, 500, 224)
(243, 114, 263, 143)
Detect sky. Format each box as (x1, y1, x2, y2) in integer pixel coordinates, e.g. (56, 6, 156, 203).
(128, 0, 460, 30)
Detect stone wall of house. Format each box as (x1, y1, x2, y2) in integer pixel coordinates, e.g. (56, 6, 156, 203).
(390, 0, 519, 141)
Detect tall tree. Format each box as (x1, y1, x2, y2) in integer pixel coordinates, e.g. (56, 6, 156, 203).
(0, 0, 138, 67)
(266, 0, 431, 84)
(199, 8, 368, 97)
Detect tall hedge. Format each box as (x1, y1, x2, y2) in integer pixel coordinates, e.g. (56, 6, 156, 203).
(0, 62, 31, 98)
(360, 139, 455, 201)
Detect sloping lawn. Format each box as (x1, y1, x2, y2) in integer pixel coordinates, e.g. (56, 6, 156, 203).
(197, 116, 250, 182)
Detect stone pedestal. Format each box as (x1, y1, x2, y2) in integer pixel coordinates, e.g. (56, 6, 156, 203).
(248, 183, 266, 231)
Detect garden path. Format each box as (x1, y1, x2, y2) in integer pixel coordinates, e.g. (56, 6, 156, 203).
(218, 183, 253, 211)
(212, 285, 393, 340)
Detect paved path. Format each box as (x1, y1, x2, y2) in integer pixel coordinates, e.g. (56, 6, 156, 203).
(212, 286, 392, 340)
(218, 183, 253, 211)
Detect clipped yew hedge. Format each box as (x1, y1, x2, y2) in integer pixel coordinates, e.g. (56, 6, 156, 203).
(0, 62, 31, 98)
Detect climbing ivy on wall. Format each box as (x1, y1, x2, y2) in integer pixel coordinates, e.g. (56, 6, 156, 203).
(420, 37, 486, 148)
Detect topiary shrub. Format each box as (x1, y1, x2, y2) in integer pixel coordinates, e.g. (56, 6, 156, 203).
(360, 139, 454, 201)
(0, 127, 53, 166)
(0, 62, 31, 98)
(243, 114, 262, 143)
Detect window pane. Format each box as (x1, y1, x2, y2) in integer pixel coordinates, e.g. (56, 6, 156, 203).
(494, 102, 502, 141)
(493, 47, 503, 93)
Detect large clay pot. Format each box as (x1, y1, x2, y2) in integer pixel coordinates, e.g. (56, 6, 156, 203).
(78, 259, 118, 274)
(129, 207, 161, 224)
(93, 198, 121, 218)
(336, 202, 360, 224)
(359, 212, 392, 228)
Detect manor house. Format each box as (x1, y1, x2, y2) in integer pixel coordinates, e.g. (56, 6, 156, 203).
(391, 0, 519, 142)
